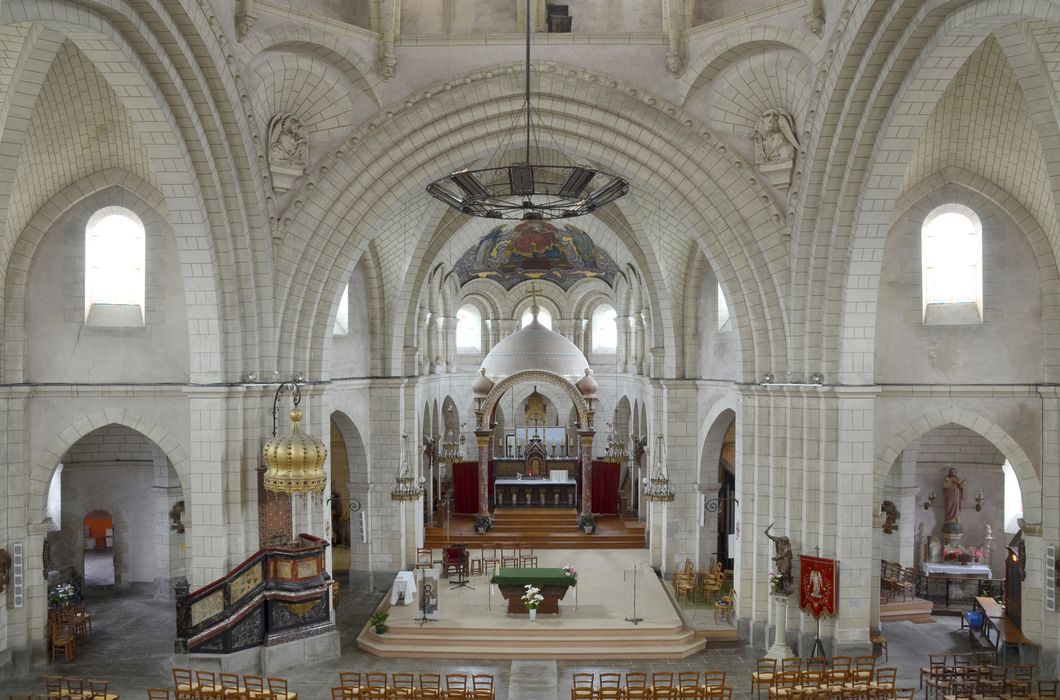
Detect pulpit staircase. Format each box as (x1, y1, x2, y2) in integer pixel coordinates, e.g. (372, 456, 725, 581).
(424, 507, 646, 549)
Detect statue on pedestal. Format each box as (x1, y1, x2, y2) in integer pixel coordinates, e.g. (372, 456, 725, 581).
(765, 523, 794, 595)
(942, 467, 966, 539)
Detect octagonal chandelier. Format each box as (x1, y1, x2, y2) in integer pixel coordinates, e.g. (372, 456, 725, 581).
(426, 0, 629, 221)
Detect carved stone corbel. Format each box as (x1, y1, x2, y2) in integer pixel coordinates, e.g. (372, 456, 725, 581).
(804, 0, 825, 37)
(235, 0, 257, 42)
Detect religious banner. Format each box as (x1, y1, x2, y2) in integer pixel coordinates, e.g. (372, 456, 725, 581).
(799, 554, 837, 618)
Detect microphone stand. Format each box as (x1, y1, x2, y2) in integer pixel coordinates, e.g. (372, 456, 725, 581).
(624, 561, 644, 625)
(450, 545, 474, 590)
(416, 567, 435, 626)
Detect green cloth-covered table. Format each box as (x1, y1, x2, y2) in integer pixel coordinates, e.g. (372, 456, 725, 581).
(490, 567, 577, 614)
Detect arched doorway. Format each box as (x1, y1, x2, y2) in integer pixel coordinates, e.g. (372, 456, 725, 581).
(700, 410, 737, 571)
(330, 411, 370, 586)
(82, 510, 115, 586)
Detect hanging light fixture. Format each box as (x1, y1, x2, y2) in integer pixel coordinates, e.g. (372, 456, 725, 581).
(262, 381, 328, 495)
(642, 434, 674, 503)
(426, 0, 629, 221)
(390, 433, 425, 502)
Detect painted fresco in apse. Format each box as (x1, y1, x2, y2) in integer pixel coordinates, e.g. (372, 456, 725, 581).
(454, 219, 619, 290)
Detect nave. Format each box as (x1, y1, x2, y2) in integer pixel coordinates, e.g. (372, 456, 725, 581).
(3, 579, 979, 700)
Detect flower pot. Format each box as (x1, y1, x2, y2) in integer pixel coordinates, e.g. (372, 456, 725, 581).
(528, 609, 537, 621)
(374, 624, 387, 634)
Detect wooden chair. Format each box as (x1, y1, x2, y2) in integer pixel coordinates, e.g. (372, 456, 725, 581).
(241, 675, 267, 700)
(64, 679, 85, 700)
(391, 673, 415, 699)
(781, 658, 802, 674)
(769, 672, 799, 700)
(570, 690, 594, 700)
(598, 673, 622, 700)
(418, 673, 442, 700)
(266, 678, 297, 700)
(146, 691, 169, 700)
(702, 670, 727, 698)
(219, 673, 243, 699)
(1033, 681, 1059, 700)
(517, 544, 538, 568)
(173, 670, 199, 695)
(980, 666, 1010, 697)
(676, 671, 700, 699)
(673, 571, 696, 604)
(42, 676, 66, 700)
(500, 544, 519, 568)
(479, 545, 500, 575)
(921, 655, 950, 692)
(870, 630, 888, 662)
(85, 680, 118, 700)
(49, 623, 75, 661)
(625, 672, 650, 700)
(471, 674, 495, 700)
(363, 673, 388, 700)
(337, 673, 361, 690)
(715, 590, 735, 622)
(1009, 666, 1036, 696)
(73, 604, 92, 638)
(572, 673, 596, 695)
(444, 674, 468, 700)
(174, 691, 198, 700)
(196, 671, 219, 699)
(752, 658, 778, 700)
(330, 689, 356, 700)
(652, 672, 676, 700)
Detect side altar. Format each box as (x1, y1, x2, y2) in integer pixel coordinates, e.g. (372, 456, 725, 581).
(490, 567, 577, 614)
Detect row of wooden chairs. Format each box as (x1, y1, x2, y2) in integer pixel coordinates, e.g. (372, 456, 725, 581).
(753, 657, 880, 699)
(920, 654, 1032, 696)
(572, 671, 732, 699)
(47, 605, 91, 662)
(880, 561, 916, 601)
(673, 559, 726, 605)
(333, 671, 495, 699)
(938, 678, 1056, 700)
(41, 675, 117, 700)
(768, 668, 899, 699)
(169, 668, 296, 700)
(419, 544, 540, 578)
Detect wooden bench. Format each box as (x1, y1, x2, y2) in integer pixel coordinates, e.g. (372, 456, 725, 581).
(969, 596, 1030, 662)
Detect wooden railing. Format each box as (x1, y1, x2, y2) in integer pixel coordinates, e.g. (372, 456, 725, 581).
(174, 534, 332, 654)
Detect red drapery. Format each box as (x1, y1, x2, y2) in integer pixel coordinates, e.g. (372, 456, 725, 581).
(591, 460, 620, 514)
(452, 462, 478, 514)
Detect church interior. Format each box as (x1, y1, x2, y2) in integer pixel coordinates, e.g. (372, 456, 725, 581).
(3, 0, 1060, 697)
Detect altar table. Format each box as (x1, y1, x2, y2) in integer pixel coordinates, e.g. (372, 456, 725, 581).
(493, 477, 578, 507)
(922, 562, 992, 578)
(490, 567, 577, 614)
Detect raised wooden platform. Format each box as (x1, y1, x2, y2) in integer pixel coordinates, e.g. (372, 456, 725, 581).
(880, 596, 935, 623)
(425, 507, 646, 549)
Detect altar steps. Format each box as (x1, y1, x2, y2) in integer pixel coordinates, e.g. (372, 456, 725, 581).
(424, 509, 646, 549)
(357, 621, 705, 660)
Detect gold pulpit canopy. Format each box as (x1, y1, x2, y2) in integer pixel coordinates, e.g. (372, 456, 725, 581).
(262, 382, 328, 495)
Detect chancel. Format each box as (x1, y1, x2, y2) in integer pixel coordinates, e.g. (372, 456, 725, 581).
(5, 0, 1060, 693)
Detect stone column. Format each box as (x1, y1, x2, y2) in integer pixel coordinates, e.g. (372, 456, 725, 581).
(476, 430, 491, 518)
(579, 429, 594, 514)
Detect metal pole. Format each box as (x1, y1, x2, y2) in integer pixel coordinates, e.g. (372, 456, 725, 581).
(524, 0, 531, 161)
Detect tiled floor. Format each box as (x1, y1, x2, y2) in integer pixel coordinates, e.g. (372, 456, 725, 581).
(0, 578, 976, 699)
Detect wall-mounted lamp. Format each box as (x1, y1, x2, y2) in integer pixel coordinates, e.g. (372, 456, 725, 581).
(975, 490, 984, 512)
(923, 491, 936, 510)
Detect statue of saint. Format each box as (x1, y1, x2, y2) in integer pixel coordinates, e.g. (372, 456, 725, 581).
(942, 467, 966, 534)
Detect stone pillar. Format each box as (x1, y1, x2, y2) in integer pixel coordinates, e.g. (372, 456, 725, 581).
(579, 429, 594, 515)
(476, 430, 491, 518)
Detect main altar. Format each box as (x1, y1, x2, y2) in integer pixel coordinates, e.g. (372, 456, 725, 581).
(490, 566, 578, 614)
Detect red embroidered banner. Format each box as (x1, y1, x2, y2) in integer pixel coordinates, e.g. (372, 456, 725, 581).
(799, 555, 837, 618)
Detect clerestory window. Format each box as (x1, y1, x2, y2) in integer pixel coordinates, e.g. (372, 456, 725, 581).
(922, 204, 983, 325)
(456, 304, 482, 352)
(591, 304, 618, 352)
(84, 207, 145, 327)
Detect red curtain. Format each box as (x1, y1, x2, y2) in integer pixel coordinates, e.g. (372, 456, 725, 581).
(591, 460, 620, 514)
(452, 462, 479, 514)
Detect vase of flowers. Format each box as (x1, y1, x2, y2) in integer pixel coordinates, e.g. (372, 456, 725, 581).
(49, 582, 76, 608)
(522, 584, 543, 621)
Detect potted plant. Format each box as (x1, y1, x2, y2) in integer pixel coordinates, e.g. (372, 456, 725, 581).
(369, 609, 389, 634)
(49, 583, 76, 608)
(474, 515, 492, 534)
(521, 585, 544, 621)
(578, 513, 596, 534)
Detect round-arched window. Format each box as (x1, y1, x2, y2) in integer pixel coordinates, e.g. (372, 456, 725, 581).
(921, 204, 982, 323)
(456, 305, 482, 351)
(591, 304, 618, 351)
(85, 206, 145, 325)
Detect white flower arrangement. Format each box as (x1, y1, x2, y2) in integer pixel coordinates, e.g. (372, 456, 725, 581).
(521, 584, 544, 610)
(562, 564, 576, 576)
